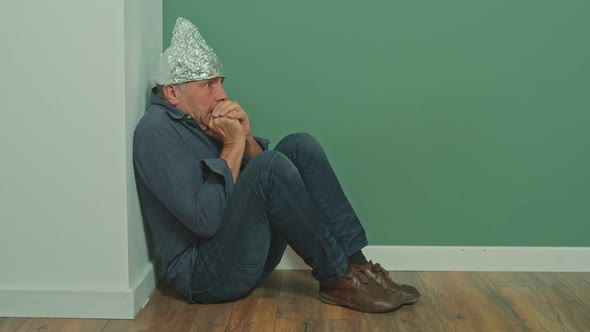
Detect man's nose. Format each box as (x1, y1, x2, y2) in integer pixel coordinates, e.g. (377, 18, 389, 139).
(215, 85, 228, 101)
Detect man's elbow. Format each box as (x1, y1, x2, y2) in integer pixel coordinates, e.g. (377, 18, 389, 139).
(191, 217, 220, 238)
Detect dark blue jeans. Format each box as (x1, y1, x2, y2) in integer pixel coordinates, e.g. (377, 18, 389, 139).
(186, 133, 367, 304)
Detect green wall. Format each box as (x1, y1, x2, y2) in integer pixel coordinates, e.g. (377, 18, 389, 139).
(164, 0, 589, 246)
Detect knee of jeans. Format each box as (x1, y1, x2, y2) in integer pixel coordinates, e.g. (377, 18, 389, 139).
(276, 132, 318, 149)
(249, 150, 280, 169)
(276, 132, 324, 158)
(266, 151, 299, 180)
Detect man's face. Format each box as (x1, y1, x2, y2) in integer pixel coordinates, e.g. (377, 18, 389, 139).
(172, 77, 228, 128)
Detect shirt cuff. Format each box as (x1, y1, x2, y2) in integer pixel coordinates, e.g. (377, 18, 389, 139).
(241, 136, 270, 168)
(254, 136, 270, 151)
(201, 158, 235, 196)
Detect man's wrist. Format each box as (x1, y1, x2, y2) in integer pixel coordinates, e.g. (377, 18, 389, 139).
(220, 140, 245, 184)
(243, 135, 263, 158)
(223, 139, 246, 149)
(245, 135, 255, 145)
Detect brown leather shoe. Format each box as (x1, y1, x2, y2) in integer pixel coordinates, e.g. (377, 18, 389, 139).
(319, 265, 404, 313)
(363, 261, 422, 304)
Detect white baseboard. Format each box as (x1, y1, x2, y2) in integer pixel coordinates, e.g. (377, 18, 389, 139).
(0, 287, 134, 319)
(131, 259, 164, 317)
(0, 261, 162, 319)
(276, 245, 590, 272)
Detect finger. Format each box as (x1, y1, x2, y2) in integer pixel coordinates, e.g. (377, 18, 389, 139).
(211, 100, 231, 117)
(198, 115, 209, 131)
(202, 122, 214, 136)
(209, 115, 238, 129)
(224, 109, 244, 120)
(218, 102, 243, 118)
(207, 113, 215, 128)
(214, 116, 241, 125)
(199, 112, 213, 130)
(227, 104, 248, 118)
(213, 101, 238, 117)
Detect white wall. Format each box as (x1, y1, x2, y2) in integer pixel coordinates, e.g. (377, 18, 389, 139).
(124, 0, 163, 312)
(0, 0, 162, 318)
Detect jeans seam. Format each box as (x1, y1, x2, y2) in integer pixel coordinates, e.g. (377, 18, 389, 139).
(265, 151, 282, 173)
(308, 183, 350, 252)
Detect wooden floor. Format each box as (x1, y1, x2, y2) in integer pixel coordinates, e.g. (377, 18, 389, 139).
(2, 270, 590, 331)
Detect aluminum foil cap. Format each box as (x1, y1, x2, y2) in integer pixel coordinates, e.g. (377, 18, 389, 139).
(154, 17, 225, 85)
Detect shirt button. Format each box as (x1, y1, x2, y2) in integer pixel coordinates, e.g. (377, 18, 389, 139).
(186, 115, 191, 119)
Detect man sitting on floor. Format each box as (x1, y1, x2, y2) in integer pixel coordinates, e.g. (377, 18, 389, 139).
(133, 17, 421, 313)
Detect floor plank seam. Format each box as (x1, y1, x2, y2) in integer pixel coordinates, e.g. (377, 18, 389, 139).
(482, 272, 533, 331)
(555, 273, 590, 313)
(414, 271, 448, 329)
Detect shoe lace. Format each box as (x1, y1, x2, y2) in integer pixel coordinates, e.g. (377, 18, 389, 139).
(346, 266, 370, 286)
(370, 262, 402, 288)
(371, 262, 390, 277)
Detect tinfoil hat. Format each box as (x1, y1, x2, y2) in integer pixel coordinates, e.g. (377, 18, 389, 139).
(154, 17, 225, 85)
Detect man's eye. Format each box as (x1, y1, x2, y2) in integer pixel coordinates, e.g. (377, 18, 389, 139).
(205, 82, 211, 87)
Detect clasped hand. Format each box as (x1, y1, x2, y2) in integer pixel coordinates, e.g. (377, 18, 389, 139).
(201, 101, 252, 146)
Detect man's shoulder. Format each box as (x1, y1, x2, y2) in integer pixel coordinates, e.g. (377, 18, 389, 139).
(135, 104, 175, 138)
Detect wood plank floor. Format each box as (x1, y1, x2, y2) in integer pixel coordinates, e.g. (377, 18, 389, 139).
(2, 270, 590, 331)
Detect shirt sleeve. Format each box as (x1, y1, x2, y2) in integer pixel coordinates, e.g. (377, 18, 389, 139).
(134, 125, 233, 238)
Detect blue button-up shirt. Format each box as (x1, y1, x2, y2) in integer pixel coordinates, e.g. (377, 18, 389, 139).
(133, 90, 269, 278)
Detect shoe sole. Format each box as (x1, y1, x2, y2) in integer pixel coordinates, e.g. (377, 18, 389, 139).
(403, 297, 420, 305)
(319, 292, 401, 313)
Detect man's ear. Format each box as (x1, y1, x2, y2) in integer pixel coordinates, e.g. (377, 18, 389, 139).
(163, 84, 181, 107)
